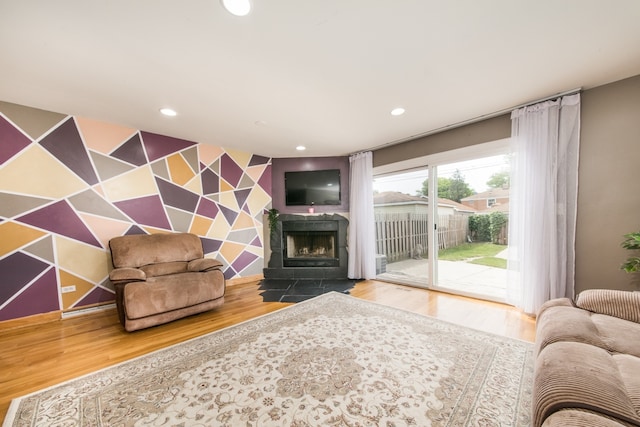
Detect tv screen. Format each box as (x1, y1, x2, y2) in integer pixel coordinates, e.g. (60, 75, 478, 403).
(285, 169, 341, 206)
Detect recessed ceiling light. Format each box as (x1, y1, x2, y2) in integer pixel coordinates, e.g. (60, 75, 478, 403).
(160, 108, 177, 117)
(391, 107, 405, 116)
(296, 146, 306, 151)
(221, 0, 251, 16)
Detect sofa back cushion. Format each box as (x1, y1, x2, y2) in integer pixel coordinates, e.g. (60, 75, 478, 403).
(110, 233, 204, 268)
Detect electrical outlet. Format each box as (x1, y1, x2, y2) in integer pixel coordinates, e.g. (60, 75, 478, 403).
(61, 285, 76, 293)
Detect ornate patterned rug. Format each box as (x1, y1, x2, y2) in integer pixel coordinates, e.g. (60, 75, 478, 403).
(5, 292, 534, 426)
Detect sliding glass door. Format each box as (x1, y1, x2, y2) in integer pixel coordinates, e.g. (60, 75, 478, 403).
(432, 154, 510, 302)
(373, 168, 430, 287)
(372, 140, 510, 302)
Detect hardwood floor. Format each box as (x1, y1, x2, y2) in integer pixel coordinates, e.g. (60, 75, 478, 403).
(0, 279, 536, 422)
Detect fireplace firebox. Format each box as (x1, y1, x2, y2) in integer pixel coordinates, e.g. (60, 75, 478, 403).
(282, 221, 339, 267)
(264, 214, 349, 279)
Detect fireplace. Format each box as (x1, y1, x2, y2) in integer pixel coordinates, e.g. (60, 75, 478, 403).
(264, 214, 349, 279)
(282, 221, 339, 267)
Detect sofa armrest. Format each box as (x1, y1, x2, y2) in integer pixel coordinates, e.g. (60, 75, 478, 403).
(109, 267, 146, 284)
(188, 258, 223, 272)
(576, 289, 640, 324)
(537, 297, 575, 319)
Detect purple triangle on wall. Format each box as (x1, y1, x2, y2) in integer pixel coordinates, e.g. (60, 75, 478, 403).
(0, 252, 50, 305)
(140, 131, 196, 162)
(249, 235, 263, 248)
(124, 225, 148, 236)
(232, 251, 259, 273)
(39, 118, 99, 185)
(0, 267, 59, 321)
(114, 195, 171, 230)
(0, 115, 32, 165)
(201, 168, 219, 195)
(218, 205, 238, 225)
(156, 177, 200, 212)
(223, 266, 236, 280)
(201, 237, 223, 254)
(220, 153, 243, 187)
(111, 133, 147, 166)
(257, 166, 272, 194)
(248, 154, 270, 166)
(196, 197, 219, 219)
(16, 200, 102, 247)
(76, 287, 115, 307)
(234, 189, 252, 209)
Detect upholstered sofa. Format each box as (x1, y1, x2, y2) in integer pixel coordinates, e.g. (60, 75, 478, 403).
(533, 289, 640, 426)
(109, 233, 225, 332)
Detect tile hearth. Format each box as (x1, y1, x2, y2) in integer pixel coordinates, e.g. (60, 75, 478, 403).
(258, 278, 358, 303)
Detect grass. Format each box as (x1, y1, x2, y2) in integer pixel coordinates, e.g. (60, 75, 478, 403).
(439, 242, 507, 269)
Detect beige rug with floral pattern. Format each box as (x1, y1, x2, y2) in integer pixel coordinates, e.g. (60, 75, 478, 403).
(5, 292, 533, 426)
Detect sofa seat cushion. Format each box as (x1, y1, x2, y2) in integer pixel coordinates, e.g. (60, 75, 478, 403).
(534, 341, 640, 427)
(140, 261, 188, 277)
(123, 270, 224, 320)
(536, 305, 640, 358)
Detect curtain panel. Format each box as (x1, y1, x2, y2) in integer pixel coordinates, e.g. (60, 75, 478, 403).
(507, 94, 581, 314)
(348, 151, 377, 279)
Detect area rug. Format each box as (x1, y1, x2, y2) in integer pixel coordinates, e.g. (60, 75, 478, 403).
(4, 292, 534, 426)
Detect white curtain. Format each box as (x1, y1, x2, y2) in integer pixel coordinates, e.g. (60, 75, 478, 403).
(507, 94, 581, 314)
(348, 151, 377, 279)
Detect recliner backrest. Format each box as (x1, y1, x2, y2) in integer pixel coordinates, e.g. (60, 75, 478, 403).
(109, 233, 204, 268)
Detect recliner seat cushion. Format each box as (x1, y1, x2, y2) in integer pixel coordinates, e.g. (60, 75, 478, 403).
(123, 270, 224, 320)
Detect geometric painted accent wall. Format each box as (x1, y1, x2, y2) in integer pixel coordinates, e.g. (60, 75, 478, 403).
(0, 101, 272, 322)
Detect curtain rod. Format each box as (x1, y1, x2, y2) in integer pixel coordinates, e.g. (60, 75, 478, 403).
(363, 87, 581, 154)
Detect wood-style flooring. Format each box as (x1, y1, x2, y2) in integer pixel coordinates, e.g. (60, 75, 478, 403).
(0, 279, 536, 423)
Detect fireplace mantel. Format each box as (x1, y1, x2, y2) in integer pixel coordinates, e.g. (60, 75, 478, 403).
(264, 213, 349, 279)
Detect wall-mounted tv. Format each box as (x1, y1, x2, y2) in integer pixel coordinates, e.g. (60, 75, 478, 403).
(285, 169, 341, 206)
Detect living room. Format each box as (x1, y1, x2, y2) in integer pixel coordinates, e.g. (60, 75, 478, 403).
(2, 1, 640, 425)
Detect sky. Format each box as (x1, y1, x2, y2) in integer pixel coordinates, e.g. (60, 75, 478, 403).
(373, 154, 510, 196)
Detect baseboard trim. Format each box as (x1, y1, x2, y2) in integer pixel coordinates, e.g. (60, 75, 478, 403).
(61, 303, 117, 319)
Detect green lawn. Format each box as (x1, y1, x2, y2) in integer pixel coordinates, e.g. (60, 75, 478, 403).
(439, 242, 507, 269)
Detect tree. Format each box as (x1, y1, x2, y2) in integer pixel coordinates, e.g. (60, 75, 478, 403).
(420, 169, 474, 203)
(486, 171, 510, 189)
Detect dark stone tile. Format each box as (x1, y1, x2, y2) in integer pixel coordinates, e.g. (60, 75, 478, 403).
(286, 286, 324, 296)
(294, 279, 323, 287)
(258, 279, 294, 290)
(258, 278, 356, 303)
(280, 294, 318, 303)
(259, 290, 288, 302)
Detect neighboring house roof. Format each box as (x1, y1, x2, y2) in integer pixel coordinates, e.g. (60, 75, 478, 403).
(477, 201, 510, 214)
(373, 192, 476, 213)
(461, 187, 510, 202)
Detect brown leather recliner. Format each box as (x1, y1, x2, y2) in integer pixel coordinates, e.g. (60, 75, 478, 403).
(108, 232, 225, 331)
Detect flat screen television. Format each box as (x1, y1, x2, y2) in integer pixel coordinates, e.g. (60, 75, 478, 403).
(285, 169, 341, 206)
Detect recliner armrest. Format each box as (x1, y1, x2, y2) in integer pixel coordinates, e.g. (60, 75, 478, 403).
(576, 289, 640, 324)
(188, 258, 223, 272)
(109, 267, 146, 284)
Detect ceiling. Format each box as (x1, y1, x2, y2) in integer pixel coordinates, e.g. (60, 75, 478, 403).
(1, 1, 640, 158)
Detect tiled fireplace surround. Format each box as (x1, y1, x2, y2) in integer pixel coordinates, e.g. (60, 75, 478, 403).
(264, 213, 349, 279)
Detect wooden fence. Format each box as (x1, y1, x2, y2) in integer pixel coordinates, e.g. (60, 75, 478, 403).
(374, 213, 469, 263)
